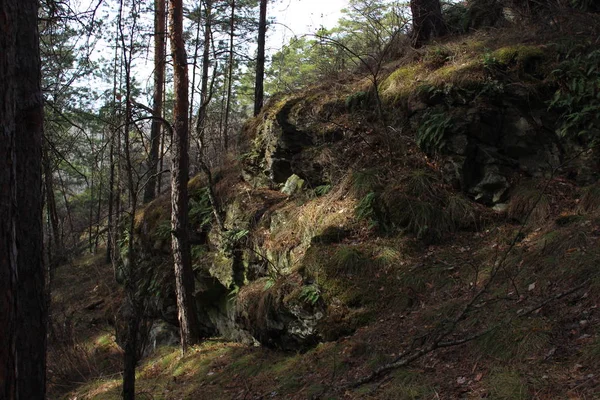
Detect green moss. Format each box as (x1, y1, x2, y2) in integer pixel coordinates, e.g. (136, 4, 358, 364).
(430, 61, 483, 84)
(209, 251, 235, 288)
(491, 45, 545, 66)
(380, 64, 423, 102)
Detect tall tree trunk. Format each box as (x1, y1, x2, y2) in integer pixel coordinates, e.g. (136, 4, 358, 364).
(107, 18, 120, 265)
(223, 0, 236, 152)
(169, 0, 201, 354)
(189, 2, 202, 126)
(118, 0, 142, 397)
(198, 0, 213, 144)
(254, 0, 267, 116)
(144, 0, 167, 203)
(410, 0, 446, 47)
(0, 0, 46, 397)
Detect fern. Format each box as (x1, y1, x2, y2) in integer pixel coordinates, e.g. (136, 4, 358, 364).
(355, 191, 379, 229)
(416, 110, 453, 153)
(155, 221, 172, 241)
(189, 187, 213, 228)
(549, 49, 600, 142)
(299, 284, 321, 306)
(314, 184, 332, 197)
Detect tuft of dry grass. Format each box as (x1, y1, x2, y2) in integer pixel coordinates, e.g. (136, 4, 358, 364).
(578, 183, 600, 213)
(508, 182, 551, 224)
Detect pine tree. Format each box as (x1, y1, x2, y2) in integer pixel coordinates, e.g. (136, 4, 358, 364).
(0, 0, 46, 397)
(169, 0, 202, 354)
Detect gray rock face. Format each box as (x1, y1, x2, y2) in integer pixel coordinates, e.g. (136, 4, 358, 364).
(143, 320, 180, 357)
(244, 96, 341, 189)
(414, 99, 562, 205)
(235, 281, 326, 351)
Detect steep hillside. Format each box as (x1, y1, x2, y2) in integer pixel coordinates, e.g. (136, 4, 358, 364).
(52, 17, 600, 400)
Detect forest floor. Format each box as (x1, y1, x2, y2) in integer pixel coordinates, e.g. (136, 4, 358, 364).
(49, 192, 600, 399)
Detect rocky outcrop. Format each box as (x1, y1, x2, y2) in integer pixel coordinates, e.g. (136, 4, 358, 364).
(409, 86, 562, 204)
(243, 95, 343, 189)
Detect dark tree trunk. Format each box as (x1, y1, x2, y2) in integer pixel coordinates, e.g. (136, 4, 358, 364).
(144, 0, 167, 203)
(254, 0, 267, 116)
(169, 0, 202, 354)
(410, 0, 446, 47)
(0, 0, 46, 397)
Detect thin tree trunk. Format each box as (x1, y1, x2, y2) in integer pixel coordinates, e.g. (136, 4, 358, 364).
(118, 0, 142, 397)
(169, 0, 202, 354)
(107, 126, 116, 264)
(88, 165, 95, 252)
(57, 170, 75, 248)
(94, 133, 105, 252)
(157, 10, 168, 196)
(189, 1, 202, 126)
(43, 143, 61, 262)
(144, 0, 167, 203)
(198, 0, 213, 144)
(107, 18, 120, 265)
(223, 0, 236, 152)
(254, 0, 267, 116)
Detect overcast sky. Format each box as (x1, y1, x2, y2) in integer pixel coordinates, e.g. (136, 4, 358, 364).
(267, 0, 347, 51)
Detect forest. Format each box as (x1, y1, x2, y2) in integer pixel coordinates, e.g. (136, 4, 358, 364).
(1, 0, 600, 399)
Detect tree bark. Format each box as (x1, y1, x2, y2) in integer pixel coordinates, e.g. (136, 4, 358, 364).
(169, 0, 202, 354)
(410, 0, 446, 47)
(254, 0, 267, 116)
(0, 0, 46, 397)
(144, 0, 167, 203)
